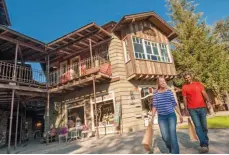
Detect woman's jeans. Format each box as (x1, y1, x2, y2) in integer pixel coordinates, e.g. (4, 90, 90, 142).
(188, 108, 209, 147)
(158, 112, 179, 154)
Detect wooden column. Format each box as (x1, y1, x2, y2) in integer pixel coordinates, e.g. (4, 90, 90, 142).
(46, 55, 50, 145)
(14, 100, 20, 149)
(89, 39, 94, 67)
(19, 104, 23, 145)
(89, 38, 99, 138)
(92, 75, 99, 139)
(7, 43, 19, 154)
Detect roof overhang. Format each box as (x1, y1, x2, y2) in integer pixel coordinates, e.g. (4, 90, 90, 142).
(112, 11, 177, 41)
(47, 22, 112, 62)
(0, 0, 11, 26)
(0, 25, 46, 62)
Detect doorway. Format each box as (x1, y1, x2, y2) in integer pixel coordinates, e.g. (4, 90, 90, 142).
(68, 106, 85, 128)
(70, 56, 80, 77)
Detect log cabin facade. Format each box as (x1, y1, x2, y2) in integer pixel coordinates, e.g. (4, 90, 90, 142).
(47, 11, 178, 135)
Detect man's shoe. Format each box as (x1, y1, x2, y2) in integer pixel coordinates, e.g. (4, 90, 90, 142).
(199, 146, 209, 154)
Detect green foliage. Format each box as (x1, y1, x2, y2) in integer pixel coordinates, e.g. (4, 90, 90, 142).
(167, 0, 229, 94)
(179, 116, 229, 129)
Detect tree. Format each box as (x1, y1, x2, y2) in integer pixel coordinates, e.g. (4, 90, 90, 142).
(167, 0, 229, 96)
(214, 17, 229, 51)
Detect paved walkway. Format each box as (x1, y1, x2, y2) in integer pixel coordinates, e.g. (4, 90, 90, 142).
(0, 128, 228, 154)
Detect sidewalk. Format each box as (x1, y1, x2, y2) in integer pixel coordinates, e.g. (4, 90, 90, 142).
(1, 128, 228, 154)
(0, 111, 228, 154)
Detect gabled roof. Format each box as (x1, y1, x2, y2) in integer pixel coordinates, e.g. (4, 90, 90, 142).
(0, 0, 11, 26)
(113, 11, 177, 40)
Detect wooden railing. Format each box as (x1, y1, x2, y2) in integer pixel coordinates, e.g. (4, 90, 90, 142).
(49, 55, 111, 86)
(0, 61, 46, 86)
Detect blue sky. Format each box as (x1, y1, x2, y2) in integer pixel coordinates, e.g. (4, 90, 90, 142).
(6, 0, 229, 43)
(5, 0, 229, 73)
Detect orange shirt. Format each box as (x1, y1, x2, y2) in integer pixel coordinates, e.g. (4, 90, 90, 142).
(182, 82, 206, 109)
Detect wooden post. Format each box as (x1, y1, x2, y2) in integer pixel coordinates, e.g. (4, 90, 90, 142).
(19, 104, 23, 145)
(89, 39, 94, 67)
(14, 99, 20, 149)
(46, 55, 50, 145)
(93, 75, 99, 139)
(7, 43, 19, 154)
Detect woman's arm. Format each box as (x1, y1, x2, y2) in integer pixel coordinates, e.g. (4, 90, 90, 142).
(170, 90, 183, 123)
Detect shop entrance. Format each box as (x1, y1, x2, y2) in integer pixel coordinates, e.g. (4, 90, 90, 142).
(67, 106, 85, 128)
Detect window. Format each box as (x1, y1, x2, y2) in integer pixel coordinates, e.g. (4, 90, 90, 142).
(159, 43, 170, 62)
(145, 41, 161, 61)
(99, 45, 109, 60)
(132, 36, 171, 63)
(123, 39, 130, 62)
(60, 61, 68, 75)
(132, 37, 145, 59)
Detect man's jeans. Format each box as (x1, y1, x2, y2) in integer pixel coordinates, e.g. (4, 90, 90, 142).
(158, 112, 179, 154)
(189, 108, 209, 147)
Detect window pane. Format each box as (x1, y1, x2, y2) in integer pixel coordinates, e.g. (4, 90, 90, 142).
(134, 43, 144, 53)
(153, 47, 159, 55)
(151, 55, 158, 61)
(146, 45, 152, 54)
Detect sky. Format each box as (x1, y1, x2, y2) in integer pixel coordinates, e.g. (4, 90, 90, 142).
(6, 0, 229, 43)
(4, 0, 229, 74)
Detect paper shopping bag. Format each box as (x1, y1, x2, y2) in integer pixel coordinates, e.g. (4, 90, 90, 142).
(188, 117, 198, 141)
(141, 121, 153, 151)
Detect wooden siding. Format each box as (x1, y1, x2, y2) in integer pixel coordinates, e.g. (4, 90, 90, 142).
(134, 60, 176, 76)
(127, 20, 169, 44)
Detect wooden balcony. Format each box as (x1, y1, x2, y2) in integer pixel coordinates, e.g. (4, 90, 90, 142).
(126, 59, 176, 80)
(0, 61, 47, 92)
(49, 55, 112, 93)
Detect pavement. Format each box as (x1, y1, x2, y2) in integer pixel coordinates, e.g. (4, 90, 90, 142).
(0, 128, 228, 154)
(0, 112, 228, 154)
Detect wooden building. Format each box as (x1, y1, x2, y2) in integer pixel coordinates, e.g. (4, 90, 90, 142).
(46, 11, 178, 135)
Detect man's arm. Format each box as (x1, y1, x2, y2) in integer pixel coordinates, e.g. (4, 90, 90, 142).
(201, 90, 211, 109)
(183, 96, 189, 116)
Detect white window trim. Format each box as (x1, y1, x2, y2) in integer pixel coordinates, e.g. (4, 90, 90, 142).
(122, 39, 130, 63)
(166, 44, 172, 63)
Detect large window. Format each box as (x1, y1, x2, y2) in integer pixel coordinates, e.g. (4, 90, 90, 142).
(132, 37, 145, 59)
(132, 36, 171, 63)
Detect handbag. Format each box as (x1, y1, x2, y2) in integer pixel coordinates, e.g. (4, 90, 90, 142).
(188, 117, 199, 141)
(141, 121, 153, 151)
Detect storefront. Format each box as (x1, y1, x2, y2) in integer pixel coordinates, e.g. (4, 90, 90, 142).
(91, 91, 116, 134)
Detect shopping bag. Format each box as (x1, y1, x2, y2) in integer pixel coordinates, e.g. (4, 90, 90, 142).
(141, 121, 153, 151)
(188, 117, 198, 141)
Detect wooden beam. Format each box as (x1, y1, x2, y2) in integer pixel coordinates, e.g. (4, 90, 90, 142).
(72, 44, 83, 49)
(79, 41, 89, 47)
(0, 35, 46, 53)
(49, 29, 100, 54)
(15, 91, 46, 97)
(0, 83, 47, 93)
(58, 50, 71, 55)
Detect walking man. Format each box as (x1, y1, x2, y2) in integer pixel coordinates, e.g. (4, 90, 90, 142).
(182, 73, 211, 153)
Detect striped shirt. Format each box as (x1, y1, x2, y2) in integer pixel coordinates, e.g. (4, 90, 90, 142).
(152, 89, 177, 115)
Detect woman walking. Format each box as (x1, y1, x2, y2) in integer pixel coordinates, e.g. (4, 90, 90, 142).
(152, 76, 183, 154)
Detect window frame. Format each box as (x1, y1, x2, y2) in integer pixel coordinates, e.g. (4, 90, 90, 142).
(122, 37, 131, 63)
(131, 36, 172, 63)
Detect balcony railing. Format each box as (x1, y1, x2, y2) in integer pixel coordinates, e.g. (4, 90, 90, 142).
(0, 61, 47, 86)
(49, 55, 111, 86)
